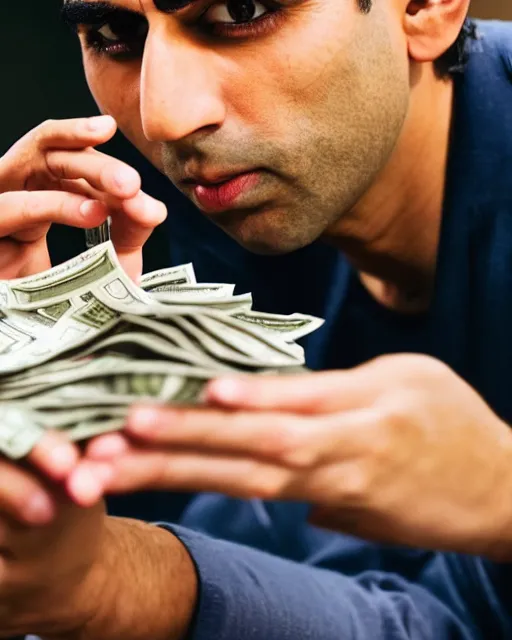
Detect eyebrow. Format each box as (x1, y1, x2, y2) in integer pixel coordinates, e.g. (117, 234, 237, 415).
(61, 0, 199, 29)
(61, 2, 141, 29)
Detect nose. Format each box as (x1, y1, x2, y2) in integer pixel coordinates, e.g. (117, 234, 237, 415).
(140, 29, 226, 142)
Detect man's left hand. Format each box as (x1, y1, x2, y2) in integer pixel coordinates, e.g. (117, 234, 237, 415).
(80, 354, 512, 559)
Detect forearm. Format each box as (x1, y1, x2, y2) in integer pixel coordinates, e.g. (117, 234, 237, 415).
(72, 517, 198, 640)
(159, 525, 479, 640)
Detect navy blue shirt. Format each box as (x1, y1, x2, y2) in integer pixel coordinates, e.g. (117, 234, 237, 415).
(55, 19, 512, 640)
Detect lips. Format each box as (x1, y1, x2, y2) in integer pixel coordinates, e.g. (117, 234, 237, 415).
(186, 171, 261, 213)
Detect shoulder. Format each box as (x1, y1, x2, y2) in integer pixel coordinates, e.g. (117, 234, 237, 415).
(467, 20, 512, 86)
(450, 20, 512, 200)
(474, 19, 512, 55)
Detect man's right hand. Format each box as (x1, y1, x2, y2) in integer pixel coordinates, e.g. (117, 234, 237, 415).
(0, 430, 197, 640)
(0, 116, 167, 281)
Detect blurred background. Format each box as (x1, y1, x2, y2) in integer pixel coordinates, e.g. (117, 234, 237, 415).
(0, 0, 510, 267)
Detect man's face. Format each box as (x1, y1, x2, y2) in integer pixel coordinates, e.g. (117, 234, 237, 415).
(66, 0, 411, 254)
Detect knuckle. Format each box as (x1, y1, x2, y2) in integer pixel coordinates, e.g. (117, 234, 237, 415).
(99, 160, 113, 186)
(369, 427, 393, 460)
(18, 191, 44, 222)
(402, 353, 448, 375)
(377, 353, 450, 382)
(338, 464, 370, 503)
(35, 119, 57, 142)
(379, 402, 412, 436)
(374, 400, 424, 453)
(55, 193, 70, 220)
(248, 467, 289, 500)
(150, 456, 181, 488)
(45, 152, 67, 182)
(259, 419, 314, 468)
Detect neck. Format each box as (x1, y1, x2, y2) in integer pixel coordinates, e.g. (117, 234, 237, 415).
(323, 65, 454, 312)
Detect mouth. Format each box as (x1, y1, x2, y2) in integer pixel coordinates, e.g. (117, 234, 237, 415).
(181, 170, 262, 213)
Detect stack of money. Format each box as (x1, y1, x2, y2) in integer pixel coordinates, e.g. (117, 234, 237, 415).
(0, 242, 323, 460)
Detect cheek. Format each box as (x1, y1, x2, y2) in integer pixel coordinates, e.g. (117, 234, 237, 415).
(227, 4, 408, 180)
(83, 55, 157, 163)
(222, 5, 366, 141)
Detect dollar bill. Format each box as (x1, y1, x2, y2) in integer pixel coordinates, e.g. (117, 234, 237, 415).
(0, 242, 150, 310)
(140, 263, 197, 290)
(0, 405, 45, 459)
(0, 242, 323, 459)
(230, 310, 324, 342)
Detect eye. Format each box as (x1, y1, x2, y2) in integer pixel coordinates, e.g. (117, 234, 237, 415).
(84, 13, 148, 59)
(203, 0, 268, 25)
(97, 23, 121, 43)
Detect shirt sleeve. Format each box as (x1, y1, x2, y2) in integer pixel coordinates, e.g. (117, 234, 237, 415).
(160, 524, 480, 640)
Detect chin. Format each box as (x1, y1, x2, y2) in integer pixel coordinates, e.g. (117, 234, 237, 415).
(224, 219, 319, 256)
(234, 239, 293, 256)
(209, 202, 326, 255)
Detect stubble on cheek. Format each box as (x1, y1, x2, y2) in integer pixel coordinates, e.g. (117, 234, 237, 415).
(285, 9, 409, 216)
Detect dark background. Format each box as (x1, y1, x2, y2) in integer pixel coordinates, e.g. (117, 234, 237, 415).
(1, 0, 98, 149)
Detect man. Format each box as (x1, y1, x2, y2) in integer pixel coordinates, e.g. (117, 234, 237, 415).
(0, 0, 512, 638)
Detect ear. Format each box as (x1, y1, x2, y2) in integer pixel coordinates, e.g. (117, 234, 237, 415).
(404, 0, 470, 64)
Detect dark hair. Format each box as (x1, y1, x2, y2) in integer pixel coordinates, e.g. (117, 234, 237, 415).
(357, 0, 477, 77)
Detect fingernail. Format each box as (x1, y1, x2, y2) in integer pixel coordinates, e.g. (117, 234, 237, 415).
(208, 378, 244, 404)
(128, 407, 165, 434)
(25, 492, 55, 525)
(87, 115, 115, 132)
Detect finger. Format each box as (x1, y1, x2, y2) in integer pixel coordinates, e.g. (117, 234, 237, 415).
(59, 178, 166, 223)
(35, 115, 117, 149)
(206, 366, 380, 413)
(65, 460, 115, 507)
(27, 431, 80, 482)
(2, 116, 117, 180)
(124, 406, 374, 468)
(9, 240, 52, 279)
(58, 177, 115, 204)
(0, 191, 109, 237)
(0, 239, 50, 279)
(61, 184, 168, 280)
(78, 446, 295, 499)
(85, 433, 130, 460)
(46, 147, 141, 200)
(0, 460, 56, 526)
(29, 116, 116, 151)
(123, 406, 320, 467)
(1, 117, 118, 194)
(109, 191, 168, 280)
(56, 177, 168, 237)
